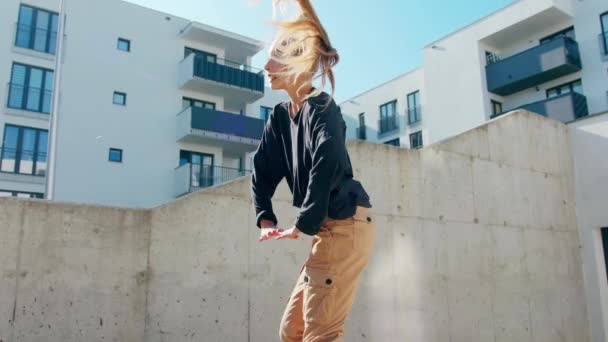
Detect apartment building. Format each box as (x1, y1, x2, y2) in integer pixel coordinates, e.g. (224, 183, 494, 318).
(341, 0, 607, 149)
(0, 0, 286, 207)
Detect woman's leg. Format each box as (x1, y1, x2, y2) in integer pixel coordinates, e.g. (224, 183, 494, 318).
(302, 207, 377, 342)
(279, 269, 306, 342)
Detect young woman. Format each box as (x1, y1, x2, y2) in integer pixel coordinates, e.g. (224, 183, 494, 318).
(250, 1, 376, 340)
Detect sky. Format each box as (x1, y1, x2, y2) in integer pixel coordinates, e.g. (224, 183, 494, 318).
(126, 0, 514, 102)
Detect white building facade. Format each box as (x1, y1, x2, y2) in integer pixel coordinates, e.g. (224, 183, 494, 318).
(0, 0, 286, 208)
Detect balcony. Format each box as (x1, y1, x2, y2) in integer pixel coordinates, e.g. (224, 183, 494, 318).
(178, 53, 264, 109)
(491, 92, 588, 123)
(486, 36, 582, 96)
(174, 163, 251, 197)
(176, 106, 265, 154)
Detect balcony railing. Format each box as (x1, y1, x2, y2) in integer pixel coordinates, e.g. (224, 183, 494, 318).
(175, 163, 252, 196)
(6, 83, 53, 114)
(0, 145, 47, 176)
(14, 22, 58, 55)
(377, 115, 400, 138)
(407, 106, 422, 125)
(177, 106, 265, 142)
(486, 36, 582, 96)
(491, 92, 588, 123)
(191, 54, 264, 93)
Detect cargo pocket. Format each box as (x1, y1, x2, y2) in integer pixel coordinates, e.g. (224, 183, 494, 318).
(302, 266, 337, 324)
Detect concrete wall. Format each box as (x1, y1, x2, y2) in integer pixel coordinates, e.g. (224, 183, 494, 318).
(0, 110, 590, 341)
(569, 112, 608, 342)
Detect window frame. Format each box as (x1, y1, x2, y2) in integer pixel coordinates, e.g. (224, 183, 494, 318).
(539, 26, 575, 44)
(182, 97, 215, 110)
(113, 91, 127, 106)
(409, 131, 423, 149)
(108, 148, 123, 163)
(407, 90, 421, 124)
(1, 124, 48, 176)
(14, 4, 59, 54)
(601, 12, 608, 55)
(491, 100, 503, 117)
(545, 79, 583, 99)
(379, 100, 398, 133)
(117, 37, 131, 52)
(260, 106, 273, 121)
(7, 62, 54, 114)
(0, 189, 43, 198)
(384, 138, 400, 146)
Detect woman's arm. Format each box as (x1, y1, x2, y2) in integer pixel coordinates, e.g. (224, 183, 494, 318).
(251, 108, 287, 229)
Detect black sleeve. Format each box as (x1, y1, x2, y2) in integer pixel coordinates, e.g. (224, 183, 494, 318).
(294, 104, 346, 235)
(251, 108, 287, 228)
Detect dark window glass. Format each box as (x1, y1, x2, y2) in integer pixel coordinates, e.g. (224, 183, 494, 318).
(407, 91, 421, 124)
(113, 92, 126, 105)
(179, 150, 214, 188)
(379, 100, 398, 133)
(491, 100, 503, 117)
(410, 131, 423, 149)
(109, 148, 122, 162)
(358, 113, 366, 140)
(184, 47, 217, 63)
(601, 227, 608, 283)
(260, 106, 273, 121)
(384, 138, 400, 146)
(539, 26, 575, 44)
(546, 79, 583, 98)
(8, 63, 53, 113)
(117, 38, 130, 52)
(1, 124, 48, 175)
(182, 97, 215, 110)
(15, 4, 58, 54)
(601, 12, 608, 55)
(0, 189, 43, 198)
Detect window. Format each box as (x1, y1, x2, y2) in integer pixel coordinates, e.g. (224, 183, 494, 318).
(546, 79, 583, 98)
(14, 4, 58, 54)
(1, 124, 48, 176)
(379, 100, 398, 134)
(108, 148, 123, 163)
(384, 138, 400, 146)
(0, 190, 43, 198)
(8, 63, 54, 113)
(485, 51, 500, 65)
(117, 38, 130, 52)
(179, 150, 214, 188)
(407, 91, 421, 124)
(601, 12, 608, 55)
(182, 97, 215, 110)
(113, 92, 126, 106)
(358, 113, 366, 140)
(410, 131, 423, 149)
(539, 26, 576, 44)
(601, 227, 608, 283)
(184, 47, 217, 63)
(491, 100, 503, 117)
(260, 106, 273, 121)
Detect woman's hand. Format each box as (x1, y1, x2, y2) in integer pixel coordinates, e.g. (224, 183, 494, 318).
(259, 219, 283, 242)
(275, 226, 301, 240)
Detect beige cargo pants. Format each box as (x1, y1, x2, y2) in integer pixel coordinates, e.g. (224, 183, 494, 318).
(279, 206, 377, 342)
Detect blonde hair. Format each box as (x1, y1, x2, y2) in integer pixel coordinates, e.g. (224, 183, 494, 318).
(270, 0, 339, 99)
